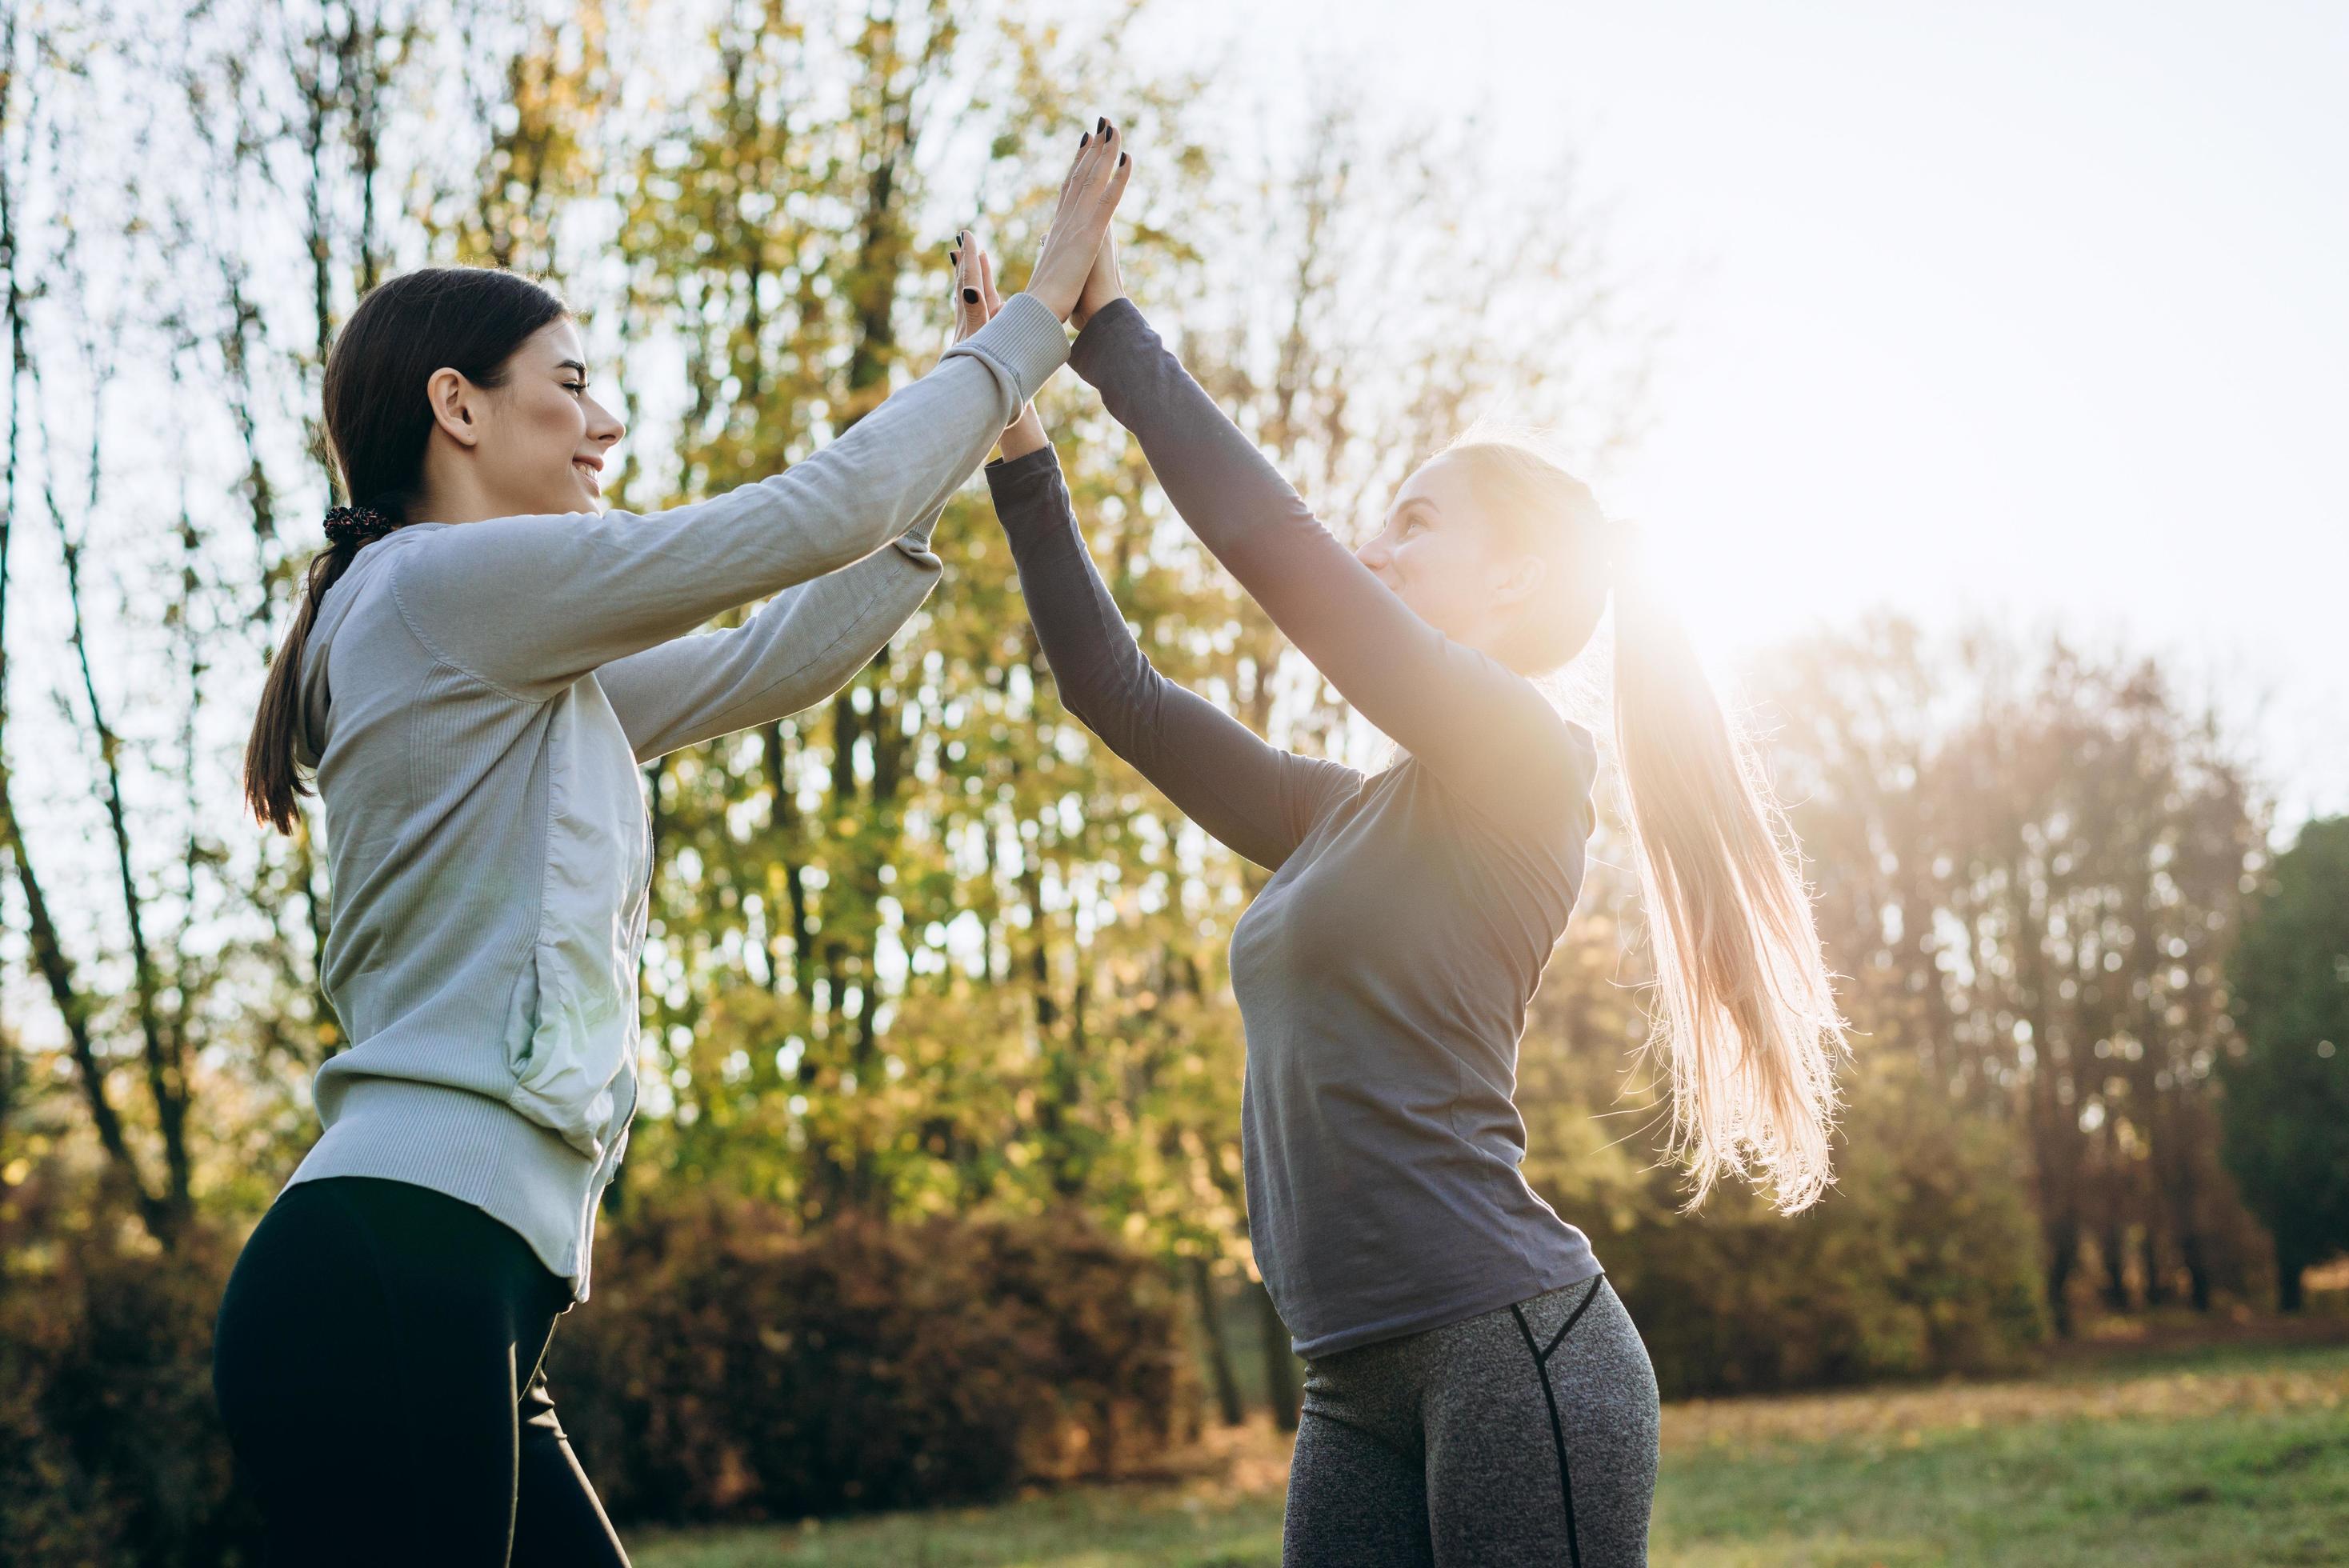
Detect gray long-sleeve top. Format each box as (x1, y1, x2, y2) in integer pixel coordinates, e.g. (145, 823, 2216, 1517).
(985, 298, 1601, 1357)
(283, 294, 1069, 1302)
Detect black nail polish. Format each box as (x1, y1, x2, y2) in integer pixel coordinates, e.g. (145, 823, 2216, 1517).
(962, 287, 978, 303)
(1079, 132, 1089, 147)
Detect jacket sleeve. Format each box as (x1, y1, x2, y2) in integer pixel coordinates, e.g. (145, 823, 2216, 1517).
(592, 506, 943, 762)
(387, 293, 1066, 702)
(987, 444, 1360, 872)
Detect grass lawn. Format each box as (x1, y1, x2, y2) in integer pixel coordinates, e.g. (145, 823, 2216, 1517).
(629, 1336, 2349, 1567)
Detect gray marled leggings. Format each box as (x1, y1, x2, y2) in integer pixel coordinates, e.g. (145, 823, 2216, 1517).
(1283, 1274, 1660, 1566)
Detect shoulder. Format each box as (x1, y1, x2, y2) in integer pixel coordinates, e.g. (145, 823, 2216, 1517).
(315, 523, 450, 610)
(311, 525, 538, 700)
(1423, 700, 1599, 843)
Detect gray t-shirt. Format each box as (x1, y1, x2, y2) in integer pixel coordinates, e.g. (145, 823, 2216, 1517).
(986, 298, 1601, 1358)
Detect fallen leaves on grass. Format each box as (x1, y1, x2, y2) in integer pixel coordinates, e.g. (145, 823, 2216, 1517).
(1663, 1362, 2349, 1454)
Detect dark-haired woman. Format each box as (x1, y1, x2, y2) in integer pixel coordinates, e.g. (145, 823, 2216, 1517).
(210, 126, 1133, 1566)
(958, 222, 1846, 1566)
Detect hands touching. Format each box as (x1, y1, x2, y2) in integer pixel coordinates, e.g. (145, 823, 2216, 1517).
(948, 112, 1134, 460)
(951, 230, 1049, 460)
(1023, 117, 1131, 323)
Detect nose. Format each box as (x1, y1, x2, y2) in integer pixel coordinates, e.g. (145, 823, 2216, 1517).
(588, 394, 626, 446)
(1355, 536, 1389, 571)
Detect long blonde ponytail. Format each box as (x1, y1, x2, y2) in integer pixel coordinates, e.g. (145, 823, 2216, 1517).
(1609, 528, 1847, 1212)
(1443, 435, 1847, 1212)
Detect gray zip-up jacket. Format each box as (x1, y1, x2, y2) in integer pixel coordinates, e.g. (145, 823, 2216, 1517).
(282, 294, 1068, 1303)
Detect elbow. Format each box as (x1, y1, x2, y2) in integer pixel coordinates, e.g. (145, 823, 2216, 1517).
(1035, 666, 1119, 742)
(1053, 670, 1152, 754)
(1048, 682, 1110, 738)
(809, 517, 905, 579)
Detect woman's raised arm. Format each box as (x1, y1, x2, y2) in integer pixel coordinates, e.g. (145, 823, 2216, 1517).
(1065, 286, 1590, 830)
(389, 122, 1135, 703)
(957, 231, 1360, 871)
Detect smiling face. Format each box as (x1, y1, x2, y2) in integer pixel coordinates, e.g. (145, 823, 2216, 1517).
(426, 315, 626, 519)
(1354, 450, 1549, 658)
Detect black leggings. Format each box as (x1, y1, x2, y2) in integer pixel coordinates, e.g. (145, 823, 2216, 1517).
(210, 1174, 630, 1567)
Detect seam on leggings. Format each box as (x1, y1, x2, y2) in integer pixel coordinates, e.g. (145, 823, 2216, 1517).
(1511, 1277, 1605, 1568)
(1541, 1273, 1608, 1362)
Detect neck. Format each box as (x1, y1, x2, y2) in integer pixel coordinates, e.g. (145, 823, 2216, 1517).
(410, 477, 506, 526)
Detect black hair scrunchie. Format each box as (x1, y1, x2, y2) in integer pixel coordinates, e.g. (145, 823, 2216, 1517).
(322, 504, 397, 547)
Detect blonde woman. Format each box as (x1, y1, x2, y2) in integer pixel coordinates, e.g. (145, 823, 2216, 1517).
(959, 226, 1845, 1566)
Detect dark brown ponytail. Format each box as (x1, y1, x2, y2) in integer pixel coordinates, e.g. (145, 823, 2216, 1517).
(243, 266, 566, 833)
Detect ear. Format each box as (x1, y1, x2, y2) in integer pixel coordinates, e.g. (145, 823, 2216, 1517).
(426, 366, 482, 449)
(1492, 552, 1547, 610)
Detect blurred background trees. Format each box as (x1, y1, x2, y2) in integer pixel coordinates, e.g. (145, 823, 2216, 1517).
(2219, 816, 2349, 1311)
(0, 0, 2328, 1558)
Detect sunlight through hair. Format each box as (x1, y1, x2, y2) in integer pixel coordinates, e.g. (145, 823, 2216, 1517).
(1437, 430, 1851, 1212)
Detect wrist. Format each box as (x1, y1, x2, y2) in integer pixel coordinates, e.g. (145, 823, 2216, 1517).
(1071, 289, 1126, 334)
(998, 406, 1048, 461)
(1025, 278, 1082, 324)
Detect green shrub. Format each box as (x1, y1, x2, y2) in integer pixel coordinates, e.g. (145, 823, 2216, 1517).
(544, 1195, 1189, 1523)
(0, 1171, 260, 1568)
(1527, 1049, 2051, 1399)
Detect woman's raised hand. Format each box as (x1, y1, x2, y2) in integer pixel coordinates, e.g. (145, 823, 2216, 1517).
(948, 229, 998, 345)
(1022, 117, 1130, 323)
(949, 229, 1014, 410)
(950, 230, 1049, 458)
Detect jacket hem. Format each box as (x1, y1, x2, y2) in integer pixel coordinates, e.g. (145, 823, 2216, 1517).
(284, 1075, 606, 1304)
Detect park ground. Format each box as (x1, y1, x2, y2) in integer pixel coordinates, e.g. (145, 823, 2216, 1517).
(630, 1313, 2349, 1568)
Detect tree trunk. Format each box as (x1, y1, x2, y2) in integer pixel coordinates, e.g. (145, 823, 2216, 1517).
(1191, 1256, 1245, 1427)
(2138, 1226, 2171, 1309)
(2181, 1230, 2213, 1314)
(2276, 1236, 2306, 1313)
(1255, 1278, 1300, 1433)
(2043, 1224, 2077, 1338)
(2099, 1221, 2131, 1312)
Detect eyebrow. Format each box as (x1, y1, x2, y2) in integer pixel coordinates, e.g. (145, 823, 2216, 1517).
(556, 359, 588, 377)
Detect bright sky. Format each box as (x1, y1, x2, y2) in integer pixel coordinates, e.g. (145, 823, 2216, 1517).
(1121, 0, 2349, 829)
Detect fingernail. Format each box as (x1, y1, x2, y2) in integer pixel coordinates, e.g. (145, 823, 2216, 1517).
(1096, 116, 1106, 133)
(962, 287, 978, 303)
(1118, 152, 1128, 168)
(1080, 132, 1090, 147)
